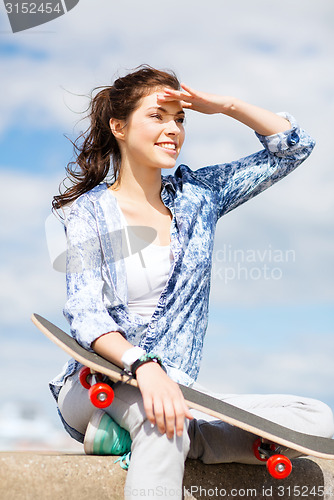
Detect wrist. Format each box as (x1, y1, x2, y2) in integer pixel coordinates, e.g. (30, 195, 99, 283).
(219, 96, 242, 116)
(131, 353, 166, 378)
(135, 359, 164, 375)
(121, 346, 146, 374)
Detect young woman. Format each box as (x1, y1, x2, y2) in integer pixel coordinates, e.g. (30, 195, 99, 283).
(51, 66, 334, 499)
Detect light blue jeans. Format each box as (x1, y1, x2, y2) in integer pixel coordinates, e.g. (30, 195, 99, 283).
(58, 372, 334, 499)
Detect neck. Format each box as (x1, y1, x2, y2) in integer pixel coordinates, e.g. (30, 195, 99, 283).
(111, 161, 163, 205)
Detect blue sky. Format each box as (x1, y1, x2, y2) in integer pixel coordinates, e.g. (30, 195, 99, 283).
(0, 0, 333, 448)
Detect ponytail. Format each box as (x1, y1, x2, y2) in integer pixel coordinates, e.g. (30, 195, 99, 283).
(52, 86, 120, 210)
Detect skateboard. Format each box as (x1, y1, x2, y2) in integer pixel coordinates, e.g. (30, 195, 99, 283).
(31, 313, 334, 480)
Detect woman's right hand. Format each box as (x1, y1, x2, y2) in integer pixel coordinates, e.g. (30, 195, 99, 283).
(92, 332, 193, 438)
(158, 84, 291, 136)
(135, 361, 193, 439)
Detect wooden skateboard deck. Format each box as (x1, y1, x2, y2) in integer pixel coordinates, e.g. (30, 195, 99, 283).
(31, 313, 334, 474)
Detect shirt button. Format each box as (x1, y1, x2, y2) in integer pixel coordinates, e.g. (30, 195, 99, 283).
(287, 131, 300, 146)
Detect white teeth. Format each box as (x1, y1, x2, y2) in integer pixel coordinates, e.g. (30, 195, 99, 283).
(157, 143, 176, 150)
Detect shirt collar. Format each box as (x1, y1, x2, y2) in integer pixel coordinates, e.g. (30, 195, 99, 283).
(161, 175, 176, 194)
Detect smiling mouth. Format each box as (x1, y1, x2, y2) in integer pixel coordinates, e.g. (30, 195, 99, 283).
(155, 142, 177, 152)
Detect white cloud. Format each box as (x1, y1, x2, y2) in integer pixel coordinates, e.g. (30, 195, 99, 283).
(1, 0, 334, 130)
(198, 322, 334, 409)
(209, 166, 334, 306)
(0, 171, 66, 326)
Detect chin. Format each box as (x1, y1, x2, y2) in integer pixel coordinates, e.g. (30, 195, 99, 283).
(162, 163, 177, 170)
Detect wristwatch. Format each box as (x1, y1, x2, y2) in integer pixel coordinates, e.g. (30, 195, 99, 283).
(121, 346, 146, 374)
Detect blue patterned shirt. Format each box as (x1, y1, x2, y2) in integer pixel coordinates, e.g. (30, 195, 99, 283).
(50, 112, 315, 403)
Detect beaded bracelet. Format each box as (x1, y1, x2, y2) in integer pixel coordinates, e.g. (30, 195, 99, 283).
(130, 353, 166, 377)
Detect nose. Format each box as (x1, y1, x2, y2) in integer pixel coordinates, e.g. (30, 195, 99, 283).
(165, 117, 181, 135)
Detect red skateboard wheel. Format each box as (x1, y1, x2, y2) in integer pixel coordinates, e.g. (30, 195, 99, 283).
(79, 367, 92, 389)
(253, 438, 266, 462)
(89, 383, 114, 409)
(266, 454, 292, 479)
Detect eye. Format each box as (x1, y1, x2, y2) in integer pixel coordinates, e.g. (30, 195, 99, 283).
(176, 116, 185, 124)
(150, 113, 163, 120)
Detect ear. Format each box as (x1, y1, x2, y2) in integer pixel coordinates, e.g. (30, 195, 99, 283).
(109, 118, 126, 141)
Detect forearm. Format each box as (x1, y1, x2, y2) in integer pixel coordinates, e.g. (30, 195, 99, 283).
(219, 97, 291, 136)
(92, 331, 135, 367)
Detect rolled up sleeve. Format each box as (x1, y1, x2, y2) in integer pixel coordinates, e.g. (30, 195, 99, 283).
(192, 112, 315, 219)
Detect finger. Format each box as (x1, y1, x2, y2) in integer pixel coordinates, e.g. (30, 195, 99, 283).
(159, 88, 193, 102)
(172, 400, 186, 437)
(185, 405, 194, 421)
(179, 101, 193, 109)
(157, 95, 194, 111)
(174, 399, 194, 436)
(164, 87, 191, 97)
(164, 399, 184, 439)
(143, 394, 156, 426)
(156, 92, 182, 104)
(157, 93, 180, 102)
(152, 399, 166, 436)
(180, 82, 197, 95)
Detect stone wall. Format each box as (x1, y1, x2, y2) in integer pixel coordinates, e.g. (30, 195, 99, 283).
(1, 452, 334, 500)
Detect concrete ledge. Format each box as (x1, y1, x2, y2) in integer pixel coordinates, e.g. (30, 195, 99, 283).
(0, 452, 334, 499)
(184, 457, 334, 499)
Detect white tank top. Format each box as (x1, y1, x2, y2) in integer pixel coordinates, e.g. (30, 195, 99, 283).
(116, 203, 174, 321)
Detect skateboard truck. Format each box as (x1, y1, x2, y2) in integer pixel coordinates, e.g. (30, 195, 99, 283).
(79, 366, 115, 409)
(253, 438, 292, 479)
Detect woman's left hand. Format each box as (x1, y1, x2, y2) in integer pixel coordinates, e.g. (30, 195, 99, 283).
(158, 84, 228, 115)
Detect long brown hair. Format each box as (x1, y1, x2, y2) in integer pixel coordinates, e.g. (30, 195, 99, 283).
(52, 65, 181, 210)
